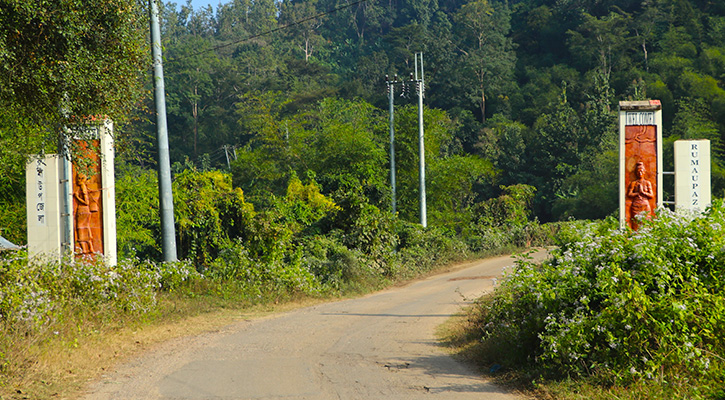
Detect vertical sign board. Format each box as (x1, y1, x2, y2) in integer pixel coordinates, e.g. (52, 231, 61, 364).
(100, 119, 117, 266)
(26, 155, 62, 260)
(619, 100, 663, 230)
(674, 140, 711, 214)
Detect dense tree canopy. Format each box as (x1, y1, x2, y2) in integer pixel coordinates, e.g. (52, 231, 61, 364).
(139, 0, 724, 223)
(0, 0, 148, 135)
(3, 0, 725, 240)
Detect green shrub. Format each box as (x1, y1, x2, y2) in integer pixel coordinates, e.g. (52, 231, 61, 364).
(0, 254, 201, 332)
(154, 259, 203, 293)
(115, 166, 162, 260)
(328, 186, 398, 275)
(395, 222, 469, 278)
(0, 200, 25, 246)
(281, 173, 340, 229)
(298, 234, 368, 289)
(174, 169, 255, 270)
(478, 200, 725, 390)
(207, 238, 322, 297)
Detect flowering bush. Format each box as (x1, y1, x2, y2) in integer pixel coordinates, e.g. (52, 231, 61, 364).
(0, 254, 201, 331)
(479, 200, 725, 386)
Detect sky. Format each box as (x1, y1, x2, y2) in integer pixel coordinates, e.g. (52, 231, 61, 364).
(178, 0, 225, 12)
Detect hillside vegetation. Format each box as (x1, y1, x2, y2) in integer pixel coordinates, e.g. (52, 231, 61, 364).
(3, 0, 725, 244)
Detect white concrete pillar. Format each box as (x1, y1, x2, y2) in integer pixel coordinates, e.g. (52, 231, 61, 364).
(26, 154, 63, 260)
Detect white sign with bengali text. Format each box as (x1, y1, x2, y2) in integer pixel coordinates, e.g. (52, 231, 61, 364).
(26, 154, 62, 259)
(33, 158, 47, 226)
(626, 111, 655, 125)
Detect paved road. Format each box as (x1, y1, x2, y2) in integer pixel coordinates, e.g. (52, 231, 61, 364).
(83, 251, 546, 399)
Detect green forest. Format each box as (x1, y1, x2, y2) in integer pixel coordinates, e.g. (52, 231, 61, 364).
(147, 0, 725, 222)
(2, 0, 725, 249)
(124, 0, 724, 263)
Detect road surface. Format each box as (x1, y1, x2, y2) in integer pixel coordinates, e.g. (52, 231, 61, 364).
(83, 251, 546, 399)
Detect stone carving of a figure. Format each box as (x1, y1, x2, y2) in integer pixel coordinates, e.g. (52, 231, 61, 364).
(74, 173, 97, 254)
(627, 161, 654, 230)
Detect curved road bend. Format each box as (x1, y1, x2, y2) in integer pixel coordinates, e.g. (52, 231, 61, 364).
(83, 250, 548, 400)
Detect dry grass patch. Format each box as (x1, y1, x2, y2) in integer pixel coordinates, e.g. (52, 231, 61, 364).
(0, 294, 331, 400)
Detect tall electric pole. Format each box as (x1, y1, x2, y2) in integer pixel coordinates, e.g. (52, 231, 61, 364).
(415, 53, 426, 228)
(385, 74, 398, 215)
(149, 0, 178, 262)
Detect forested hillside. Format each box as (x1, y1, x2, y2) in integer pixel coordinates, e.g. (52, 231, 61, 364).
(1, 0, 724, 248)
(115, 0, 725, 226)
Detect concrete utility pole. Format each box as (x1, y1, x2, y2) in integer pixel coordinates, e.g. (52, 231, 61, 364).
(60, 135, 74, 255)
(385, 74, 398, 215)
(58, 95, 74, 256)
(415, 53, 426, 228)
(384, 55, 427, 226)
(149, 0, 178, 262)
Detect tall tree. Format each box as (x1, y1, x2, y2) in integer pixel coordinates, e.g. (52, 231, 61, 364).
(0, 0, 148, 243)
(566, 12, 633, 77)
(451, 0, 516, 122)
(166, 35, 218, 159)
(248, 0, 278, 35)
(0, 0, 148, 141)
(529, 86, 584, 220)
(279, 0, 325, 62)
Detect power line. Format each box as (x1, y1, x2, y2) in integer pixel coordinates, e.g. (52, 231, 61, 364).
(167, 0, 369, 64)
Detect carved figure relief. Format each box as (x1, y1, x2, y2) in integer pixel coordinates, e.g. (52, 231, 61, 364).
(627, 162, 654, 229)
(624, 125, 657, 230)
(74, 173, 97, 253)
(73, 140, 104, 256)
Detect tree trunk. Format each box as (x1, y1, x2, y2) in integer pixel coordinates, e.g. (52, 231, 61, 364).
(193, 85, 198, 157)
(642, 38, 648, 72)
(480, 85, 486, 123)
